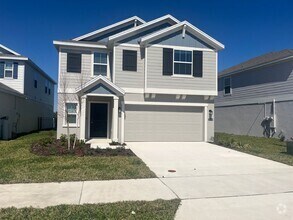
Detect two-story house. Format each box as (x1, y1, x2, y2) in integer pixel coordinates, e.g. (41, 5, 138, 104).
(0, 44, 56, 139)
(54, 15, 224, 143)
(215, 49, 293, 138)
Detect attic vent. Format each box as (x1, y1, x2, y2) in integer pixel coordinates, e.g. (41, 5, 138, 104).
(182, 24, 187, 38)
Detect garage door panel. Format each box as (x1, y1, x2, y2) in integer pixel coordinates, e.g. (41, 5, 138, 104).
(125, 105, 203, 142)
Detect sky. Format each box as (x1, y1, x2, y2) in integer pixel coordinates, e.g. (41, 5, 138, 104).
(0, 0, 292, 109)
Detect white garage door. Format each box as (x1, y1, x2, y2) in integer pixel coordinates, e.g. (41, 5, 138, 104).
(125, 105, 204, 142)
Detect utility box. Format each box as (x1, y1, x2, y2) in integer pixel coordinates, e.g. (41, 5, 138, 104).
(287, 141, 293, 155)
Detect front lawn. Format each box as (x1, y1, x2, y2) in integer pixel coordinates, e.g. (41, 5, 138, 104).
(0, 199, 180, 220)
(0, 131, 155, 184)
(214, 133, 293, 166)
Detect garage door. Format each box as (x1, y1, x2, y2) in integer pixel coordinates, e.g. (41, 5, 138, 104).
(125, 105, 204, 142)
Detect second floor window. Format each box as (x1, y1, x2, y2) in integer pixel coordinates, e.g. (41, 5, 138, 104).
(34, 73, 38, 88)
(123, 50, 137, 71)
(174, 50, 192, 75)
(45, 80, 48, 94)
(224, 77, 232, 95)
(93, 52, 107, 76)
(67, 53, 81, 73)
(4, 62, 13, 78)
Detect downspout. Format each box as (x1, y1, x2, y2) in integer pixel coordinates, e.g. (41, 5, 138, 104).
(271, 99, 276, 137)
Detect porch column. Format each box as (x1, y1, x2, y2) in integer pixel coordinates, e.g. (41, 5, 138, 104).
(120, 101, 125, 144)
(79, 96, 87, 140)
(112, 96, 119, 142)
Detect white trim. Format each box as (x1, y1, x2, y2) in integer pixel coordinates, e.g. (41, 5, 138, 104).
(144, 47, 148, 90)
(108, 14, 180, 43)
(145, 88, 217, 96)
(0, 56, 28, 61)
(0, 44, 21, 56)
(73, 16, 146, 41)
(88, 101, 110, 139)
(140, 21, 224, 51)
(204, 106, 208, 142)
(53, 41, 107, 49)
(112, 97, 119, 142)
(63, 101, 79, 127)
(216, 51, 218, 93)
(115, 43, 140, 48)
(86, 93, 117, 98)
(113, 46, 116, 83)
(75, 75, 125, 96)
(123, 88, 145, 93)
(125, 101, 208, 107)
(219, 56, 293, 78)
(120, 101, 125, 144)
(149, 44, 214, 52)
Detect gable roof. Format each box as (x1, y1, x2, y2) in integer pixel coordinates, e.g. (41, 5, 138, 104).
(0, 44, 20, 55)
(73, 16, 145, 41)
(76, 75, 125, 96)
(108, 14, 180, 43)
(140, 21, 224, 51)
(219, 49, 293, 77)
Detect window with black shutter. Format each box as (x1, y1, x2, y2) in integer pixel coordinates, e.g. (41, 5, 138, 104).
(123, 50, 137, 71)
(193, 51, 203, 77)
(67, 53, 81, 73)
(162, 48, 173, 75)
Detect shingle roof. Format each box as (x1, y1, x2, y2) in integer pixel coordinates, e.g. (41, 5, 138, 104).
(219, 49, 293, 77)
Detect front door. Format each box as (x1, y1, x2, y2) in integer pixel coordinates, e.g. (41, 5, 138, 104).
(90, 103, 108, 138)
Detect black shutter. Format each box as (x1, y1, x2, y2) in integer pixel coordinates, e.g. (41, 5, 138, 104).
(13, 62, 18, 79)
(193, 51, 203, 77)
(0, 62, 4, 78)
(162, 48, 173, 75)
(123, 50, 137, 71)
(67, 53, 81, 73)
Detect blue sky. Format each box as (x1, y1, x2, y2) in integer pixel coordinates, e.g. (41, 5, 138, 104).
(0, 0, 292, 103)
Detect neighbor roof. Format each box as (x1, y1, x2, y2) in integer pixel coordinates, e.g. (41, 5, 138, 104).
(0, 44, 20, 56)
(219, 49, 293, 77)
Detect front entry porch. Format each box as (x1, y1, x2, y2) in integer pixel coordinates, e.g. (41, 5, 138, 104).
(76, 76, 125, 143)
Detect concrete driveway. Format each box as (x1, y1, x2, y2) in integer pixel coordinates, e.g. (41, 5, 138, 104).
(129, 142, 293, 220)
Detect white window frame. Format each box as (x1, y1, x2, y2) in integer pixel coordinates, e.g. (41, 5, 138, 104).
(173, 49, 193, 77)
(63, 102, 79, 127)
(224, 77, 232, 95)
(92, 51, 109, 77)
(4, 62, 13, 79)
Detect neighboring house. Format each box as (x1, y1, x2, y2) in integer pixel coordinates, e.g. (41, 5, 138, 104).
(54, 15, 224, 143)
(0, 44, 56, 139)
(215, 49, 293, 138)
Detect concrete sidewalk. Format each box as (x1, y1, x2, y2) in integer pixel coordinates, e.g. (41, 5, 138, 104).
(0, 178, 177, 208)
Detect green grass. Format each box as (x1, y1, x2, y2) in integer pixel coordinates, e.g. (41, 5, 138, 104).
(0, 199, 180, 220)
(0, 131, 155, 184)
(215, 132, 293, 166)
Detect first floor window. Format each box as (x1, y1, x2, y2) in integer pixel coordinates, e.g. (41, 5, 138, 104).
(4, 62, 13, 78)
(94, 52, 107, 76)
(65, 103, 78, 126)
(224, 77, 231, 95)
(173, 50, 192, 75)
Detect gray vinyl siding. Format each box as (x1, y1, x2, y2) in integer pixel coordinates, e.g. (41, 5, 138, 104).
(119, 22, 172, 44)
(59, 48, 93, 91)
(125, 105, 204, 142)
(114, 45, 144, 88)
(216, 60, 293, 103)
(0, 91, 53, 139)
(24, 62, 54, 106)
(147, 46, 217, 90)
(0, 60, 25, 93)
(215, 100, 293, 138)
(150, 31, 212, 49)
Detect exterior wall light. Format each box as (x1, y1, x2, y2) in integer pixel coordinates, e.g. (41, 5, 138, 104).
(209, 110, 213, 121)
